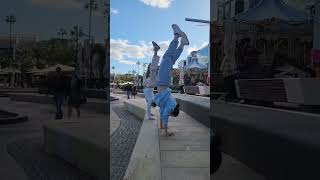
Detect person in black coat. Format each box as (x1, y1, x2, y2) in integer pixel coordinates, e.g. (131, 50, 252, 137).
(67, 71, 83, 119)
(50, 67, 68, 119)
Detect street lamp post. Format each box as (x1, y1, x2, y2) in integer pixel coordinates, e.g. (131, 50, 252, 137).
(5, 15, 16, 87)
(112, 66, 115, 83)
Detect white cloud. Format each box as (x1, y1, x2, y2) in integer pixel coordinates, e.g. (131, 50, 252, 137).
(31, 0, 84, 9)
(110, 38, 170, 65)
(111, 8, 119, 15)
(140, 0, 172, 8)
(118, 60, 137, 65)
(187, 42, 209, 55)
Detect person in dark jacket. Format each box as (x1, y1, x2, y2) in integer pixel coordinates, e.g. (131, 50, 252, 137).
(67, 71, 83, 119)
(51, 67, 67, 119)
(125, 83, 132, 99)
(132, 86, 137, 99)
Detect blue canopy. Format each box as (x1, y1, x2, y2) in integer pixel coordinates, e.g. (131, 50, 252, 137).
(184, 58, 207, 69)
(234, 0, 308, 24)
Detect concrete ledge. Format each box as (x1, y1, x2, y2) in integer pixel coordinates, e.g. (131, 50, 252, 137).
(123, 100, 146, 120)
(9, 93, 108, 114)
(10, 93, 54, 104)
(43, 120, 108, 180)
(175, 97, 210, 128)
(114, 91, 211, 128)
(123, 100, 161, 180)
(83, 89, 107, 99)
(212, 101, 320, 180)
(0, 88, 37, 94)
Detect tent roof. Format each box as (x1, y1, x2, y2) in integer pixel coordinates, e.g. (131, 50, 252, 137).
(33, 64, 75, 74)
(26, 66, 41, 74)
(0, 67, 21, 74)
(234, 0, 308, 24)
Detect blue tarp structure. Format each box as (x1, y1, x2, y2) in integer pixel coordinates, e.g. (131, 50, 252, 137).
(233, 0, 308, 24)
(185, 58, 207, 69)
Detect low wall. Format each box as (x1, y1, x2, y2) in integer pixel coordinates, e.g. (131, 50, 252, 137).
(113, 91, 210, 128)
(212, 101, 320, 180)
(9, 93, 108, 114)
(175, 96, 210, 128)
(83, 89, 107, 99)
(123, 100, 161, 180)
(43, 120, 108, 180)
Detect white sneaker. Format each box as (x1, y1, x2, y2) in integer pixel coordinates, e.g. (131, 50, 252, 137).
(172, 24, 189, 45)
(152, 41, 160, 51)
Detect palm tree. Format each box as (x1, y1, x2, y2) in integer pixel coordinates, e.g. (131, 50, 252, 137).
(136, 61, 141, 75)
(5, 14, 16, 87)
(70, 25, 84, 68)
(57, 28, 67, 39)
(142, 62, 147, 74)
(112, 66, 115, 83)
(84, 0, 98, 42)
(85, 0, 98, 78)
(112, 66, 115, 74)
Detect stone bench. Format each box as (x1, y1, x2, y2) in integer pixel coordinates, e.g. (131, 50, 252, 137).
(43, 120, 109, 180)
(212, 101, 320, 180)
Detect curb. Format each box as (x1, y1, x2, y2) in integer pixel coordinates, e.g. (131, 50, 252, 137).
(123, 100, 161, 180)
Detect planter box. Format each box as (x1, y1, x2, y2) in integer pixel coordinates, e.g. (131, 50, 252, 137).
(236, 78, 320, 106)
(284, 78, 320, 105)
(198, 86, 210, 95)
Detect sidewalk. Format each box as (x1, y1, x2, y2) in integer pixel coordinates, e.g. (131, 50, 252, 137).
(117, 94, 210, 180)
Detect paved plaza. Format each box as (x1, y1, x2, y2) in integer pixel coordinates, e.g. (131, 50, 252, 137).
(110, 95, 142, 180)
(0, 96, 107, 180)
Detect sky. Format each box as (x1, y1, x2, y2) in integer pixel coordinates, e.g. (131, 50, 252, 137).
(110, 0, 210, 75)
(0, 0, 106, 43)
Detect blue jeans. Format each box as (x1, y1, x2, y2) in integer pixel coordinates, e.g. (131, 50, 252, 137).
(163, 40, 184, 64)
(54, 95, 64, 117)
(143, 88, 153, 118)
(156, 40, 184, 87)
(127, 91, 131, 99)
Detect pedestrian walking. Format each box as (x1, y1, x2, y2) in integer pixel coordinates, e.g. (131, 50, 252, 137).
(67, 70, 83, 119)
(125, 83, 132, 99)
(50, 67, 67, 119)
(132, 86, 137, 99)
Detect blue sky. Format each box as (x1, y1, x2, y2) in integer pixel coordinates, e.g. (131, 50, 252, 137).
(110, 0, 210, 74)
(0, 0, 105, 43)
